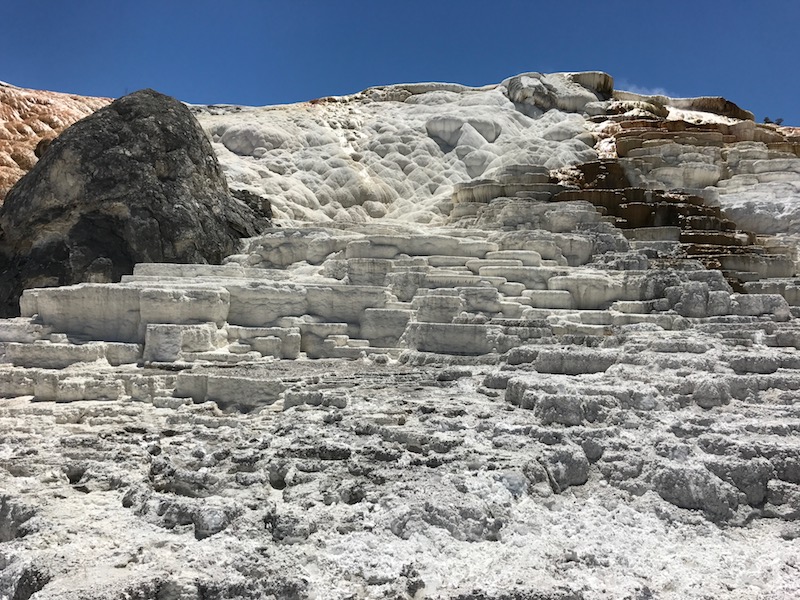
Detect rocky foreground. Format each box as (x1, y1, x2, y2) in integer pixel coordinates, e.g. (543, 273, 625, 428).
(1, 73, 799, 599)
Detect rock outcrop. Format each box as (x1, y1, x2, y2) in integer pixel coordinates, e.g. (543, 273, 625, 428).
(0, 82, 109, 201)
(0, 89, 272, 316)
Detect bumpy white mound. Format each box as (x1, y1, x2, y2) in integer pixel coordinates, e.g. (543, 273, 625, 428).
(194, 73, 608, 225)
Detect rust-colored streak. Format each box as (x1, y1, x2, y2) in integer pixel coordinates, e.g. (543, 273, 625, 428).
(0, 84, 110, 202)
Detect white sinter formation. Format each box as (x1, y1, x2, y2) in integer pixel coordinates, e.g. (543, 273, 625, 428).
(1, 72, 800, 600)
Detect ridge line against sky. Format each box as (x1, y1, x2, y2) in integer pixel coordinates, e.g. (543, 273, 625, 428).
(2, 1, 798, 125)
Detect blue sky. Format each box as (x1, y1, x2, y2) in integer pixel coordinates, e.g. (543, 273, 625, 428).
(2, 1, 798, 124)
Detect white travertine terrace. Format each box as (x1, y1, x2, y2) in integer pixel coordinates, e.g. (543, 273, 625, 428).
(2, 73, 800, 599)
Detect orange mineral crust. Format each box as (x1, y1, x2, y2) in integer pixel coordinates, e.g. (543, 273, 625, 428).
(0, 82, 109, 201)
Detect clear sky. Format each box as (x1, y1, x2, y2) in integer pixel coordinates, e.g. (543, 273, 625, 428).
(2, 1, 798, 125)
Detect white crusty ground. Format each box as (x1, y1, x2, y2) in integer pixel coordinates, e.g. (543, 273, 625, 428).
(1, 355, 799, 599)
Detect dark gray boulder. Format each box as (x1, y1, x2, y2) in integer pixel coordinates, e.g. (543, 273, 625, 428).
(0, 89, 271, 316)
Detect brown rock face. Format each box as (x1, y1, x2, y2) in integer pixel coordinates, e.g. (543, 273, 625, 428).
(0, 83, 110, 201)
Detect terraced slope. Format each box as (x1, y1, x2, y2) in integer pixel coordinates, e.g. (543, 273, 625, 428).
(1, 73, 799, 600)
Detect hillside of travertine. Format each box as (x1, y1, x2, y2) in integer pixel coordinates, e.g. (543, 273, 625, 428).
(1, 72, 799, 600)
